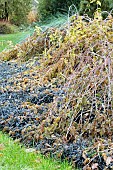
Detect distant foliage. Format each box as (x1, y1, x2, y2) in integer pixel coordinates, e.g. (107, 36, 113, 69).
(37, 0, 113, 19)
(38, 0, 81, 19)
(79, 0, 113, 17)
(0, 0, 32, 26)
(0, 22, 18, 34)
(27, 11, 38, 24)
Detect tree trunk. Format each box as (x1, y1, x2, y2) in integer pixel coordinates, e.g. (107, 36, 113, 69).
(4, 1, 8, 21)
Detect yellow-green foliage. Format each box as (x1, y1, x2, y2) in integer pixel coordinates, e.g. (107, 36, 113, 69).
(1, 11, 113, 143)
(34, 14, 113, 141)
(1, 13, 113, 168)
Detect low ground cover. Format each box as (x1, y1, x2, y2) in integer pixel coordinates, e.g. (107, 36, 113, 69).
(0, 13, 113, 169)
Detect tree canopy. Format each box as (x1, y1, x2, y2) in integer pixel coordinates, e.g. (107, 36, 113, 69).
(0, 0, 113, 25)
(38, 0, 113, 19)
(0, 0, 32, 25)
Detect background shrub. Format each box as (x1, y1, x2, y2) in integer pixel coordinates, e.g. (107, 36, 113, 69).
(38, 0, 113, 20)
(0, 22, 18, 34)
(37, 0, 81, 19)
(27, 11, 38, 24)
(0, 0, 32, 26)
(79, 0, 113, 17)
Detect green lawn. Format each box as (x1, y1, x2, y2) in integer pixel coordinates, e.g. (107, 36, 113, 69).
(0, 132, 73, 170)
(37, 13, 67, 30)
(0, 14, 67, 53)
(0, 31, 31, 52)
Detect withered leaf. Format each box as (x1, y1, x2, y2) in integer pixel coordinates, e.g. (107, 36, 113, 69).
(0, 144, 5, 151)
(91, 163, 99, 170)
(106, 157, 113, 166)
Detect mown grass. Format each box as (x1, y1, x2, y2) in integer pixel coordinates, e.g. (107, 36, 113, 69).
(0, 14, 67, 53)
(37, 13, 67, 30)
(0, 132, 73, 170)
(0, 31, 31, 52)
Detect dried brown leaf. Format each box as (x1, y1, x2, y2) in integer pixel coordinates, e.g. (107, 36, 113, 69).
(106, 156, 113, 166)
(0, 144, 5, 151)
(25, 148, 36, 153)
(91, 163, 99, 170)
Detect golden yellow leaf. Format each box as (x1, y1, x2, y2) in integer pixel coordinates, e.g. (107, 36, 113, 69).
(0, 153, 3, 157)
